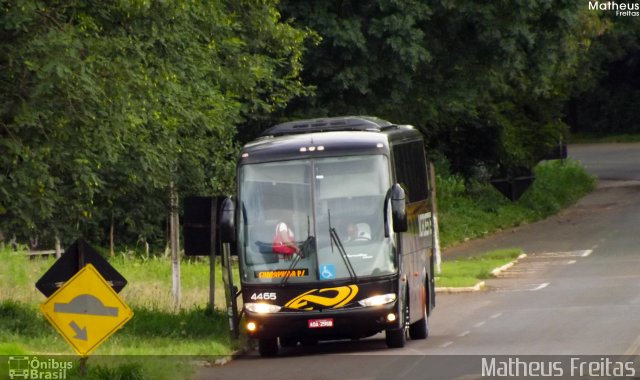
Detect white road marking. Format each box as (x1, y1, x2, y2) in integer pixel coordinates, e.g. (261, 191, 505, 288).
(441, 341, 454, 348)
(531, 282, 550, 291)
(535, 250, 593, 258)
(624, 333, 640, 356)
(492, 284, 548, 292)
(567, 260, 577, 265)
(473, 321, 486, 328)
(489, 312, 503, 319)
(457, 330, 470, 337)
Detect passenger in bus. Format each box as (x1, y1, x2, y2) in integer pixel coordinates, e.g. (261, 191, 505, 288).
(272, 221, 299, 256)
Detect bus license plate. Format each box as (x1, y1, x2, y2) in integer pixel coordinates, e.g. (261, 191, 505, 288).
(308, 318, 333, 328)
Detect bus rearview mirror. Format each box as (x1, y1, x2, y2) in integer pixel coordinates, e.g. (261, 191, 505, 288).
(391, 184, 408, 233)
(385, 184, 408, 237)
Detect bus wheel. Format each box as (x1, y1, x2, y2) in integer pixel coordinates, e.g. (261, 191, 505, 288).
(386, 294, 408, 348)
(409, 304, 429, 340)
(385, 327, 406, 348)
(258, 337, 279, 357)
(409, 283, 429, 340)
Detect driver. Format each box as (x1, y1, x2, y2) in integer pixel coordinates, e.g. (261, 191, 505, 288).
(346, 223, 371, 241)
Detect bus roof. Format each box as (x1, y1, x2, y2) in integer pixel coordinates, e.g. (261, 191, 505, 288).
(261, 116, 394, 137)
(240, 117, 422, 165)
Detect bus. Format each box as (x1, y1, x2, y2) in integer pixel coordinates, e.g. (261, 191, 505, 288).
(220, 116, 437, 356)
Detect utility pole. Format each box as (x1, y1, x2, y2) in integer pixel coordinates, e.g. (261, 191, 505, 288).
(170, 181, 181, 310)
(209, 199, 217, 312)
(54, 236, 62, 259)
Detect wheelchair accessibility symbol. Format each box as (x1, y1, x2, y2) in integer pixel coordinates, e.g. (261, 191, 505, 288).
(320, 264, 336, 280)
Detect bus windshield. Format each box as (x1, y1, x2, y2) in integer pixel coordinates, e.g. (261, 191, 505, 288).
(238, 155, 395, 284)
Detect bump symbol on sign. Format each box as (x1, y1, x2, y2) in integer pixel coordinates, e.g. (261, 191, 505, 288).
(54, 294, 119, 317)
(53, 294, 120, 342)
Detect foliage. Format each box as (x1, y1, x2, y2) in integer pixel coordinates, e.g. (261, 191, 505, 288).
(437, 159, 596, 247)
(0, 0, 630, 249)
(568, 15, 640, 136)
(0, 0, 310, 246)
(277, 0, 605, 177)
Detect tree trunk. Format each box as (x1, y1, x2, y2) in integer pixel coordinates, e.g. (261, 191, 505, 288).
(109, 215, 115, 258)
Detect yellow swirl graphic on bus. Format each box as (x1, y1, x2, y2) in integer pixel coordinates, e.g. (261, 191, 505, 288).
(284, 285, 359, 310)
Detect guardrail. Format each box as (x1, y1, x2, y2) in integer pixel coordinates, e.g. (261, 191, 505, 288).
(26, 250, 58, 258)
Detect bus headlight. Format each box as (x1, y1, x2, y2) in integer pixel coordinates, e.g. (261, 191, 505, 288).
(245, 303, 282, 314)
(358, 293, 396, 307)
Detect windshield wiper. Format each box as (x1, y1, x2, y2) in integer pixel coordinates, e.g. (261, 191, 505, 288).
(279, 249, 303, 287)
(328, 211, 357, 283)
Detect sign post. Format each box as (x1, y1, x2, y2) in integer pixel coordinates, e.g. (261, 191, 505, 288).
(221, 241, 239, 338)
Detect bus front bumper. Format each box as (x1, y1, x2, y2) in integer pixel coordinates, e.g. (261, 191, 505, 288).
(245, 303, 399, 340)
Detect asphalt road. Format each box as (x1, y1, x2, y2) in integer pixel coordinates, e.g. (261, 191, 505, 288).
(199, 143, 640, 379)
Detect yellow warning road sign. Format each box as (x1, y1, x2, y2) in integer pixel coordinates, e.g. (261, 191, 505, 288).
(40, 264, 133, 356)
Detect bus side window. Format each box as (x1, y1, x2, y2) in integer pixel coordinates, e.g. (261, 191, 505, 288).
(393, 141, 428, 203)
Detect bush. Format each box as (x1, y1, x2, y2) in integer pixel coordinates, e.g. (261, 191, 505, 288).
(438, 159, 596, 247)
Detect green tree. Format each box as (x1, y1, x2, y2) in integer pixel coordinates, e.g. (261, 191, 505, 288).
(278, 0, 603, 178)
(568, 14, 640, 136)
(0, 0, 310, 247)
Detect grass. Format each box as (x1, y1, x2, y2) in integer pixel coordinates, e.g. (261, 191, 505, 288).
(0, 297, 233, 356)
(0, 249, 244, 379)
(437, 159, 596, 247)
(110, 255, 237, 312)
(436, 249, 523, 288)
(0, 250, 239, 313)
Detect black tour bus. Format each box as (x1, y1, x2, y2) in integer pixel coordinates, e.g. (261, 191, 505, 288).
(222, 116, 436, 356)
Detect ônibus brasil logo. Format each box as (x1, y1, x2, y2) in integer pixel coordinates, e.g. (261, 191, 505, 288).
(7, 356, 73, 380)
